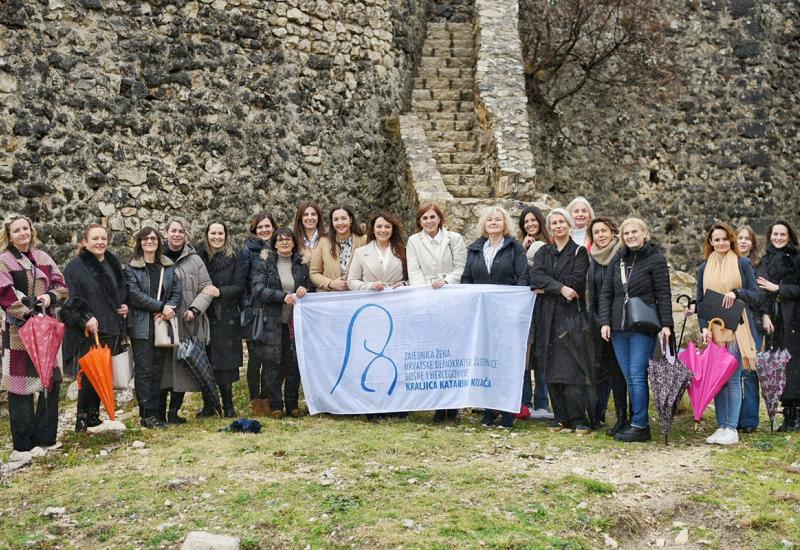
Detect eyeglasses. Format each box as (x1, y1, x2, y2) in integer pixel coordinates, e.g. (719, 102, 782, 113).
(276, 237, 293, 243)
(141, 236, 159, 242)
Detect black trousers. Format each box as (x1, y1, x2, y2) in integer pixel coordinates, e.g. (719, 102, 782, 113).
(8, 381, 61, 452)
(549, 383, 589, 428)
(246, 340, 268, 400)
(132, 338, 171, 419)
(264, 324, 300, 411)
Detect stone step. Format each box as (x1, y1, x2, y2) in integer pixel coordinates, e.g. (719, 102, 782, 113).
(447, 184, 494, 199)
(455, 140, 478, 152)
(427, 22, 472, 32)
(451, 39, 474, 49)
(437, 163, 482, 175)
(428, 141, 457, 153)
(442, 174, 489, 187)
(411, 99, 474, 114)
(434, 151, 482, 165)
(417, 112, 475, 121)
(419, 56, 473, 70)
(422, 118, 475, 132)
(414, 78, 474, 90)
(428, 130, 473, 142)
(440, 100, 474, 113)
(423, 47, 474, 59)
(412, 89, 471, 101)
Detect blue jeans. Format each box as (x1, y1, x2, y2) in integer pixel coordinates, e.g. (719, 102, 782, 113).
(522, 353, 549, 409)
(611, 330, 656, 428)
(715, 343, 744, 430)
(738, 370, 760, 428)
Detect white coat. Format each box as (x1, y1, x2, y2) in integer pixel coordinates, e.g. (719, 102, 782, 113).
(406, 228, 467, 286)
(347, 241, 407, 290)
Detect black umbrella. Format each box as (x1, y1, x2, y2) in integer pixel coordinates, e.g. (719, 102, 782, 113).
(648, 336, 692, 445)
(177, 321, 222, 416)
(557, 301, 599, 423)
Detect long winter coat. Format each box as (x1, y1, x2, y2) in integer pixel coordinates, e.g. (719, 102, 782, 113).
(162, 244, 214, 392)
(461, 236, 529, 286)
(757, 245, 800, 399)
(598, 241, 674, 331)
(530, 240, 590, 384)
(197, 247, 244, 378)
(238, 237, 273, 306)
(0, 246, 69, 395)
(125, 256, 182, 340)
(251, 250, 315, 363)
(61, 250, 128, 376)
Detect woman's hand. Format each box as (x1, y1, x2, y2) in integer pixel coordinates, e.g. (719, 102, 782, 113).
(295, 286, 308, 299)
(701, 328, 711, 345)
(370, 282, 385, 291)
(522, 235, 534, 250)
(330, 277, 348, 291)
(533, 288, 544, 294)
(431, 278, 446, 289)
(683, 304, 695, 318)
(184, 309, 195, 322)
(116, 304, 129, 318)
(601, 325, 611, 342)
(660, 327, 672, 347)
(722, 291, 737, 309)
(203, 285, 220, 298)
(763, 314, 774, 334)
(560, 286, 578, 301)
(161, 305, 176, 320)
(85, 317, 99, 334)
(757, 277, 779, 293)
(36, 293, 51, 309)
(284, 293, 297, 305)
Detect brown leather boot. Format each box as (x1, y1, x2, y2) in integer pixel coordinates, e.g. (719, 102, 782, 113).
(251, 399, 270, 417)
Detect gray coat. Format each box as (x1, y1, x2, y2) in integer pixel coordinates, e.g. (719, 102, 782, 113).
(162, 245, 214, 392)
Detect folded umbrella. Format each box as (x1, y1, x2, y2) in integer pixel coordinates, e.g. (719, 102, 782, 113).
(177, 321, 221, 416)
(556, 302, 599, 423)
(756, 345, 790, 431)
(678, 337, 739, 430)
(18, 306, 65, 396)
(648, 336, 693, 445)
(78, 332, 116, 421)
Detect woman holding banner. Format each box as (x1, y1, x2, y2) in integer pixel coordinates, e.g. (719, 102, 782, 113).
(462, 205, 528, 428)
(406, 202, 467, 422)
(531, 208, 592, 435)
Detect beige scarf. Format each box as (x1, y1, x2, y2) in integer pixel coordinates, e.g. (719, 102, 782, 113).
(702, 251, 757, 370)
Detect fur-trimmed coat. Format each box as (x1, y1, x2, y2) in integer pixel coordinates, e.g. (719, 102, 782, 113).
(61, 250, 128, 375)
(0, 246, 69, 395)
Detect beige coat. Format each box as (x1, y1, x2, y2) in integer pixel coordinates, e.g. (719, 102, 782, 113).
(310, 234, 367, 291)
(347, 241, 407, 290)
(406, 228, 467, 286)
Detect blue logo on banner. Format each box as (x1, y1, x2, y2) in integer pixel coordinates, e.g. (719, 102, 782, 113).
(330, 304, 398, 396)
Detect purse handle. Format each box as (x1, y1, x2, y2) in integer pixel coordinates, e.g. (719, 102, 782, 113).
(156, 266, 165, 301)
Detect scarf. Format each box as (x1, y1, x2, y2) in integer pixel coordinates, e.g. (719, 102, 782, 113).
(763, 243, 797, 282)
(590, 237, 620, 267)
(702, 251, 757, 370)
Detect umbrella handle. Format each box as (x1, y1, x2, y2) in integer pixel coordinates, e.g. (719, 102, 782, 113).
(83, 329, 101, 348)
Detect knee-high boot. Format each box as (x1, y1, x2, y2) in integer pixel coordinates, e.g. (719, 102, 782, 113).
(220, 384, 236, 418)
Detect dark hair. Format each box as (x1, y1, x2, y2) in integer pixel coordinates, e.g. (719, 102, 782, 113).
(328, 204, 365, 257)
(248, 211, 277, 237)
(517, 206, 548, 242)
(736, 225, 759, 267)
(367, 211, 407, 279)
(587, 217, 618, 245)
(77, 223, 109, 255)
(132, 226, 163, 261)
(293, 200, 326, 244)
(415, 202, 445, 231)
(205, 221, 235, 258)
(766, 220, 799, 250)
(271, 227, 298, 252)
(703, 222, 739, 259)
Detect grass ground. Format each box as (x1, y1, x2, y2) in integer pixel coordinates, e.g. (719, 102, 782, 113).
(0, 383, 798, 550)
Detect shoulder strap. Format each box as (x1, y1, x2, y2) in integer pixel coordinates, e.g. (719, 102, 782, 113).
(156, 267, 166, 301)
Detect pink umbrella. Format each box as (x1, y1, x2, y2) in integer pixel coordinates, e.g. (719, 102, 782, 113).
(17, 309, 65, 395)
(677, 340, 739, 429)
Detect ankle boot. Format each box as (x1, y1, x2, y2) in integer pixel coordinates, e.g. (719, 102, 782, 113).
(167, 391, 186, 424)
(220, 384, 236, 418)
(778, 403, 796, 432)
(196, 393, 219, 418)
(607, 414, 628, 437)
(75, 412, 89, 433)
(86, 409, 102, 428)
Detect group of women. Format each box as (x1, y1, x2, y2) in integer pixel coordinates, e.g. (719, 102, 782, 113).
(1, 197, 798, 451)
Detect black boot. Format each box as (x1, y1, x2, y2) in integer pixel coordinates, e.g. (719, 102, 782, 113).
(75, 412, 89, 433)
(777, 402, 795, 432)
(86, 409, 102, 428)
(158, 390, 169, 422)
(614, 424, 651, 443)
(167, 391, 186, 424)
(220, 384, 236, 418)
(196, 394, 218, 418)
(607, 414, 628, 437)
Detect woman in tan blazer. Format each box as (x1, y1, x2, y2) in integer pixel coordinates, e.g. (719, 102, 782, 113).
(348, 211, 408, 291)
(310, 205, 366, 291)
(406, 202, 466, 288)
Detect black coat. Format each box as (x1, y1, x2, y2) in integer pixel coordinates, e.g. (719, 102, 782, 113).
(198, 248, 244, 374)
(61, 250, 128, 373)
(598, 242, 674, 331)
(757, 245, 800, 399)
(251, 250, 315, 363)
(530, 240, 590, 384)
(238, 238, 273, 307)
(461, 236, 529, 286)
(124, 256, 182, 340)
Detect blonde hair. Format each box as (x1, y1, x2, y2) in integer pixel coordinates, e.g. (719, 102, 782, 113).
(546, 208, 574, 230)
(0, 214, 40, 252)
(477, 206, 513, 238)
(166, 216, 192, 243)
(566, 196, 595, 222)
(618, 218, 651, 248)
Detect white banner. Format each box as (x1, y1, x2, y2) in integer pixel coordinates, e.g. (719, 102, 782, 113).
(294, 285, 534, 415)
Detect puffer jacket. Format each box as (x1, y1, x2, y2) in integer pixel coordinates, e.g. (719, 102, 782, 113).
(598, 241, 673, 330)
(462, 236, 529, 286)
(238, 237, 273, 306)
(124, 256, 182, 340)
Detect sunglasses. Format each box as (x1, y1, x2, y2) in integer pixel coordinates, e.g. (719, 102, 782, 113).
(141, 236, 159, 242)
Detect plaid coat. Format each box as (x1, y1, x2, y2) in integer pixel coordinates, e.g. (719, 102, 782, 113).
(0, 247, 69, 395)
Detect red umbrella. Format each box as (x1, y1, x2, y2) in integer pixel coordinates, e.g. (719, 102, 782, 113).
(678, 340, 739, 429)
(17, 308, 65, 395)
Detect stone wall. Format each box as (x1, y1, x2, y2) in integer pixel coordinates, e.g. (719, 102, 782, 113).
(0, 0, 428, 260)
(521, 0, 800, 271)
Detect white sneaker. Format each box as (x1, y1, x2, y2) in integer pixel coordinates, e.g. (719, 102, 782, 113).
(529, 408, 555, 420)
(705, 428, 725, 444)
(715, 428, 739, 445)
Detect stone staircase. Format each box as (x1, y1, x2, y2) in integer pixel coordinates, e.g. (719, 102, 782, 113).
(411, 22, 493, 199)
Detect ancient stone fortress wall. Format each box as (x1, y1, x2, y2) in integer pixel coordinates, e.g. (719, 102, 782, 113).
(0, 0, 427, 261)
